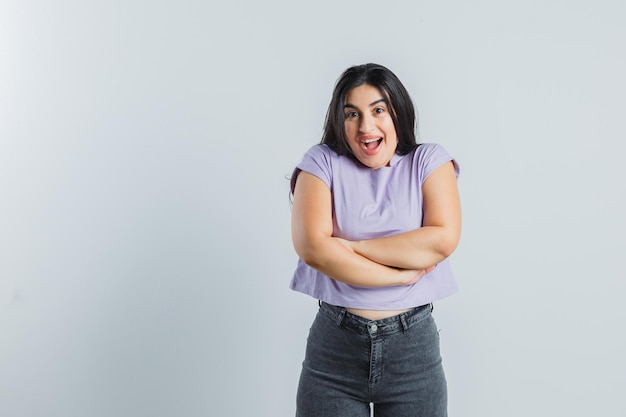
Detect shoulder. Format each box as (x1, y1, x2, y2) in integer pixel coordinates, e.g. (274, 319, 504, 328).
(413, 142, 450, 159)
(410, 143, 460, 179)
(302, 144, 334, 161)
(298, 144, 339, 172)
(296, 144, 340, 189)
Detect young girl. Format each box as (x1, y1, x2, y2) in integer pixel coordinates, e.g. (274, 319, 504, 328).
(290, 63, 461, 416)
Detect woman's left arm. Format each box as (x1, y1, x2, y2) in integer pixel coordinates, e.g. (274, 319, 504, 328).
(346, 161, 461, 270)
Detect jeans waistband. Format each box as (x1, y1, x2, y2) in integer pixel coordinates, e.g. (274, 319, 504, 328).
(318, 301, 432, 336)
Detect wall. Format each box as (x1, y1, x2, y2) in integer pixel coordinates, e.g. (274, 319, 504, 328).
(1, 1, 624, 416)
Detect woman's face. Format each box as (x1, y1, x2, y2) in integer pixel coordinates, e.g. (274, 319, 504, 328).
(343, 84, 398, 169)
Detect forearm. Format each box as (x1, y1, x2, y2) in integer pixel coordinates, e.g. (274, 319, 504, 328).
(291, 171, 429, 287)
(351, 226, 459, 270)
(297, 235, 415, 288)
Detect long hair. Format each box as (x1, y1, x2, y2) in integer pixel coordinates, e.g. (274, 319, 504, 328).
(291, 63, 419, 193)
(322, 63, 419, 156)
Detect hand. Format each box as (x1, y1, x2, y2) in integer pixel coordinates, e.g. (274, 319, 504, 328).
(396, 264, 437, 286)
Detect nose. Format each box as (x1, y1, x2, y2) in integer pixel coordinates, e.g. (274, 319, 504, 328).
(359, 114, 374, 133)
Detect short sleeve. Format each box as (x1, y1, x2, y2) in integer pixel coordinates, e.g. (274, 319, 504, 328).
(416, 143, 460, 183)
(295, 145, 333, 188)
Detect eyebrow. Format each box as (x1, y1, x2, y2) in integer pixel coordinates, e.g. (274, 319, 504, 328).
(343, 98, 386, 109)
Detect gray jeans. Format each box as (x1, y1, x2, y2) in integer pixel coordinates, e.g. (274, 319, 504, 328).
(296, 302, 447, 417)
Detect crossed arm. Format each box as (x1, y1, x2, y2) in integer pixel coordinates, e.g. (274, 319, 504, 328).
(291, 161, 461, 288)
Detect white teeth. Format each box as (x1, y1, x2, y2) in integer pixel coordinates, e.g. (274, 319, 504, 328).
(361, 138, 381, 144)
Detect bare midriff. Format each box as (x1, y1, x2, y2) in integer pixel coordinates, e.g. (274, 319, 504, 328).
(346, 307, 413, 321)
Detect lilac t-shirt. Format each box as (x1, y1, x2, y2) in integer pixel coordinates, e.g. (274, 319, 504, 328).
(290, 143, 460, 310)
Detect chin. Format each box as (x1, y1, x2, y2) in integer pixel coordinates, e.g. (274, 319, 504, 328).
(359, 158, 386, 169)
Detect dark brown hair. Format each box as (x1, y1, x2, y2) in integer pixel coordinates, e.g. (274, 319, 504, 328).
(291, 63, 419, 193)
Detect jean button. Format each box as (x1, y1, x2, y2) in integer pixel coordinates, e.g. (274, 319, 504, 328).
(370, 324, 378, 332)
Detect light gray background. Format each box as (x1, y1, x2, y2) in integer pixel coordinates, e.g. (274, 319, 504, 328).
(1, 1, 624, 416)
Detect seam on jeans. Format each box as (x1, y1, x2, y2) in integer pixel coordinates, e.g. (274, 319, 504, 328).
(400, 314, 408, 332)
(335, 308, 346, 327)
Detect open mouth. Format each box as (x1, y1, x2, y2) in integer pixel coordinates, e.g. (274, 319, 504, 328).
(361, 137, 383, 151)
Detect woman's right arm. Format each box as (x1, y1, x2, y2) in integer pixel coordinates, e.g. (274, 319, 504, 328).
(291, 171, 431, 287)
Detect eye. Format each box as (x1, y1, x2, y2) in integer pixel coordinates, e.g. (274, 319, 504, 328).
(373, 107, 385, 115)
(345, 111, 359, 119)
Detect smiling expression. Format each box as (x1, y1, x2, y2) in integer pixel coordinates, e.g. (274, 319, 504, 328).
(343, 84, 398, 169)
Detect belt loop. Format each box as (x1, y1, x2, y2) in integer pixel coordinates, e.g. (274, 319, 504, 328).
(335, 308, 346, 327)
(400, 314, 409, 332)
(430, 303, 434, 313)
